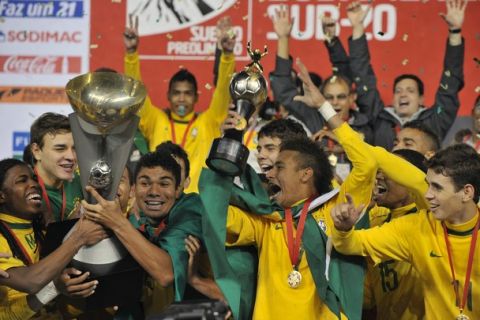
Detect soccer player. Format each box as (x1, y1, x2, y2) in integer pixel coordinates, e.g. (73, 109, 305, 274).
(331, 143, 480, 319)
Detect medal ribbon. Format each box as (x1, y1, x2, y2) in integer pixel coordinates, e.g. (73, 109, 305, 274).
(442, 213, 480, 314)
(34, 167, 66, 221)
(169, 114, 198, 148)
(285, 196, 314, 268)
(0, 221, 34, 265)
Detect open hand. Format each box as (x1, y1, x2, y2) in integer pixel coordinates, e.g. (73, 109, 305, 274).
(271, 5, 293, 39)
(293, 58, 326, 108)
(124, 14, 139, 54)
(439, 0, 467, 30)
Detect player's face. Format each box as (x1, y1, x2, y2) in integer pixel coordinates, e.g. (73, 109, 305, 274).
(424, 170, 466, 223)
(32, 132, 76, 187)
(135, 166, 179, 221)
(373, 170, 411, 209)
(256, 136, 282, 174)
(323, 81, 355, 120)
(0, 165, 42, 219)
(168, 81, 198, 117)
(393, 128, 431, 156)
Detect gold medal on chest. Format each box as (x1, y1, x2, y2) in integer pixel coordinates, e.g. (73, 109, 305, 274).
(456, 313, 469, 320)
(287, 270, 302, 289)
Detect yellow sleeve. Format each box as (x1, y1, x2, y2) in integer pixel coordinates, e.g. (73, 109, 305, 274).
(331, 213, 418, 265)
(225, 205, 265, 246)
(202, 52, 235, 127)
(0, 296, 36, 320)
(333, 122, 377, 217)
(370, 146, 429, 210)
(124, 51, 164, 150)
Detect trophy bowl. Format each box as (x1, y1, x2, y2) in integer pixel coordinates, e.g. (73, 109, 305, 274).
(65, 72, 146, 133)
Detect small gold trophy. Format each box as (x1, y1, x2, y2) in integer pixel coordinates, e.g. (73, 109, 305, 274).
(207, 42, 268, 176)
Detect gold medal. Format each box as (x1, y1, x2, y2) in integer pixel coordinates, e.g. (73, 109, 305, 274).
(456, 313, 470, 320)
(287, 270, 302, 289)
(235, 117, 247, 131)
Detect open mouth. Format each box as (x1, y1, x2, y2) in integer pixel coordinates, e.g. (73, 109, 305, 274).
(26, 192, 42, 205)
(260, 164, 273, 174)
(144, 199, 166, 211)
(399, 101, 409, 108)
(268, 183, 281, 198)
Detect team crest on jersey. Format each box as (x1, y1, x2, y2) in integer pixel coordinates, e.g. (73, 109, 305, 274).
(191, 127, 198, 137)
(317, 220, 327, 233)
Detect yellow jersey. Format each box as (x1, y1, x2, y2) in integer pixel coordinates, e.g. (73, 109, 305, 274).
(124, 52, 235, 193)
(332, 210, 480, 319)
(364, 203, 425, 319)
(225, 123, 377, 319)
(0, 213, 56, 320)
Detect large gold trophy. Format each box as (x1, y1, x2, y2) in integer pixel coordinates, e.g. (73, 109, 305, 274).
(64, 72, 146, 309)
(206, 43, 268, 176)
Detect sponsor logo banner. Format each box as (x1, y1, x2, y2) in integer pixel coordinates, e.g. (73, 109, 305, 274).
(0, 86, 68, 104)
(0, 55, 81, 74)
(0, 0, 84, 18)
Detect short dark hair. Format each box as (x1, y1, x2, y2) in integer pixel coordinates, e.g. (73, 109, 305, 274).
(134, 152, 181, 188)
(321, 74, 353, 94)
(280, 137, 333, 195)
(168, 69, 198, 94)
(30, 113, 70, 149)
(403, 121, 440, 151)
(392, 149, 427, 173)
(393, 74, 424, 96)
(426, 144, 480, 203)
(258, 119, 307, 141)
(155, 141, 190, 178)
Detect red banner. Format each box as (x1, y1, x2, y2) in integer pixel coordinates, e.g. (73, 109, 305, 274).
(90, 0, 480, 116)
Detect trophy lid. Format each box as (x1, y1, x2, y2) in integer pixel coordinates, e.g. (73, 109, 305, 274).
(65, 72, 147, 133)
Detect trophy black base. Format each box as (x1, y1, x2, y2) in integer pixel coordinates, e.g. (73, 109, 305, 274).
(206, 138, 249, 176)
(147, 300, 229, 320)
(66, 256, 145, 310)
(42, 220, 145, 311)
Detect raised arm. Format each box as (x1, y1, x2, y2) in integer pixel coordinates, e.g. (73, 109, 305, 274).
(322, 16, 352, 80)
(203, 16, 235, 126)
(269, 6, 326, 134)
(421, 0, 466, 140)
(347, 2, 386, 127)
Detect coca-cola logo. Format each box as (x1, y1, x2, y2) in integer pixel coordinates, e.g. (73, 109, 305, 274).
(0, 55, 81, 74)
(4, 56, 59, 74)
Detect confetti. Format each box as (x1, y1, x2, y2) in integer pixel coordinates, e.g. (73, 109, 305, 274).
(90, 44, 99, 49)
(402, 59, 409, 66)
(111, 0, 121, 3)
(475, 86, 480, 93)
(381, 64, 387, 71)
(178, 65, 184, 69)
(242, 15, 248, 21)
(205, 83, 212, 90)
(474, 57, 480, 67)
(363, 85, 368, 92)
(444, 70, 451, 77)
(402, 34, 408, 42)
(421, 0, 428, 3)
(166, 33, 173, 39)
(97, 34, 102, 39)
(329, 76, 337, 84)
(377, 31, 384, 36)
(354, 77, 360, 82)
(332, 67, 339, 73)
(440, 83, 449, 90)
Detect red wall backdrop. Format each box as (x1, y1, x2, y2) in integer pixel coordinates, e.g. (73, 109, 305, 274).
(90, 0, 480, 116)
